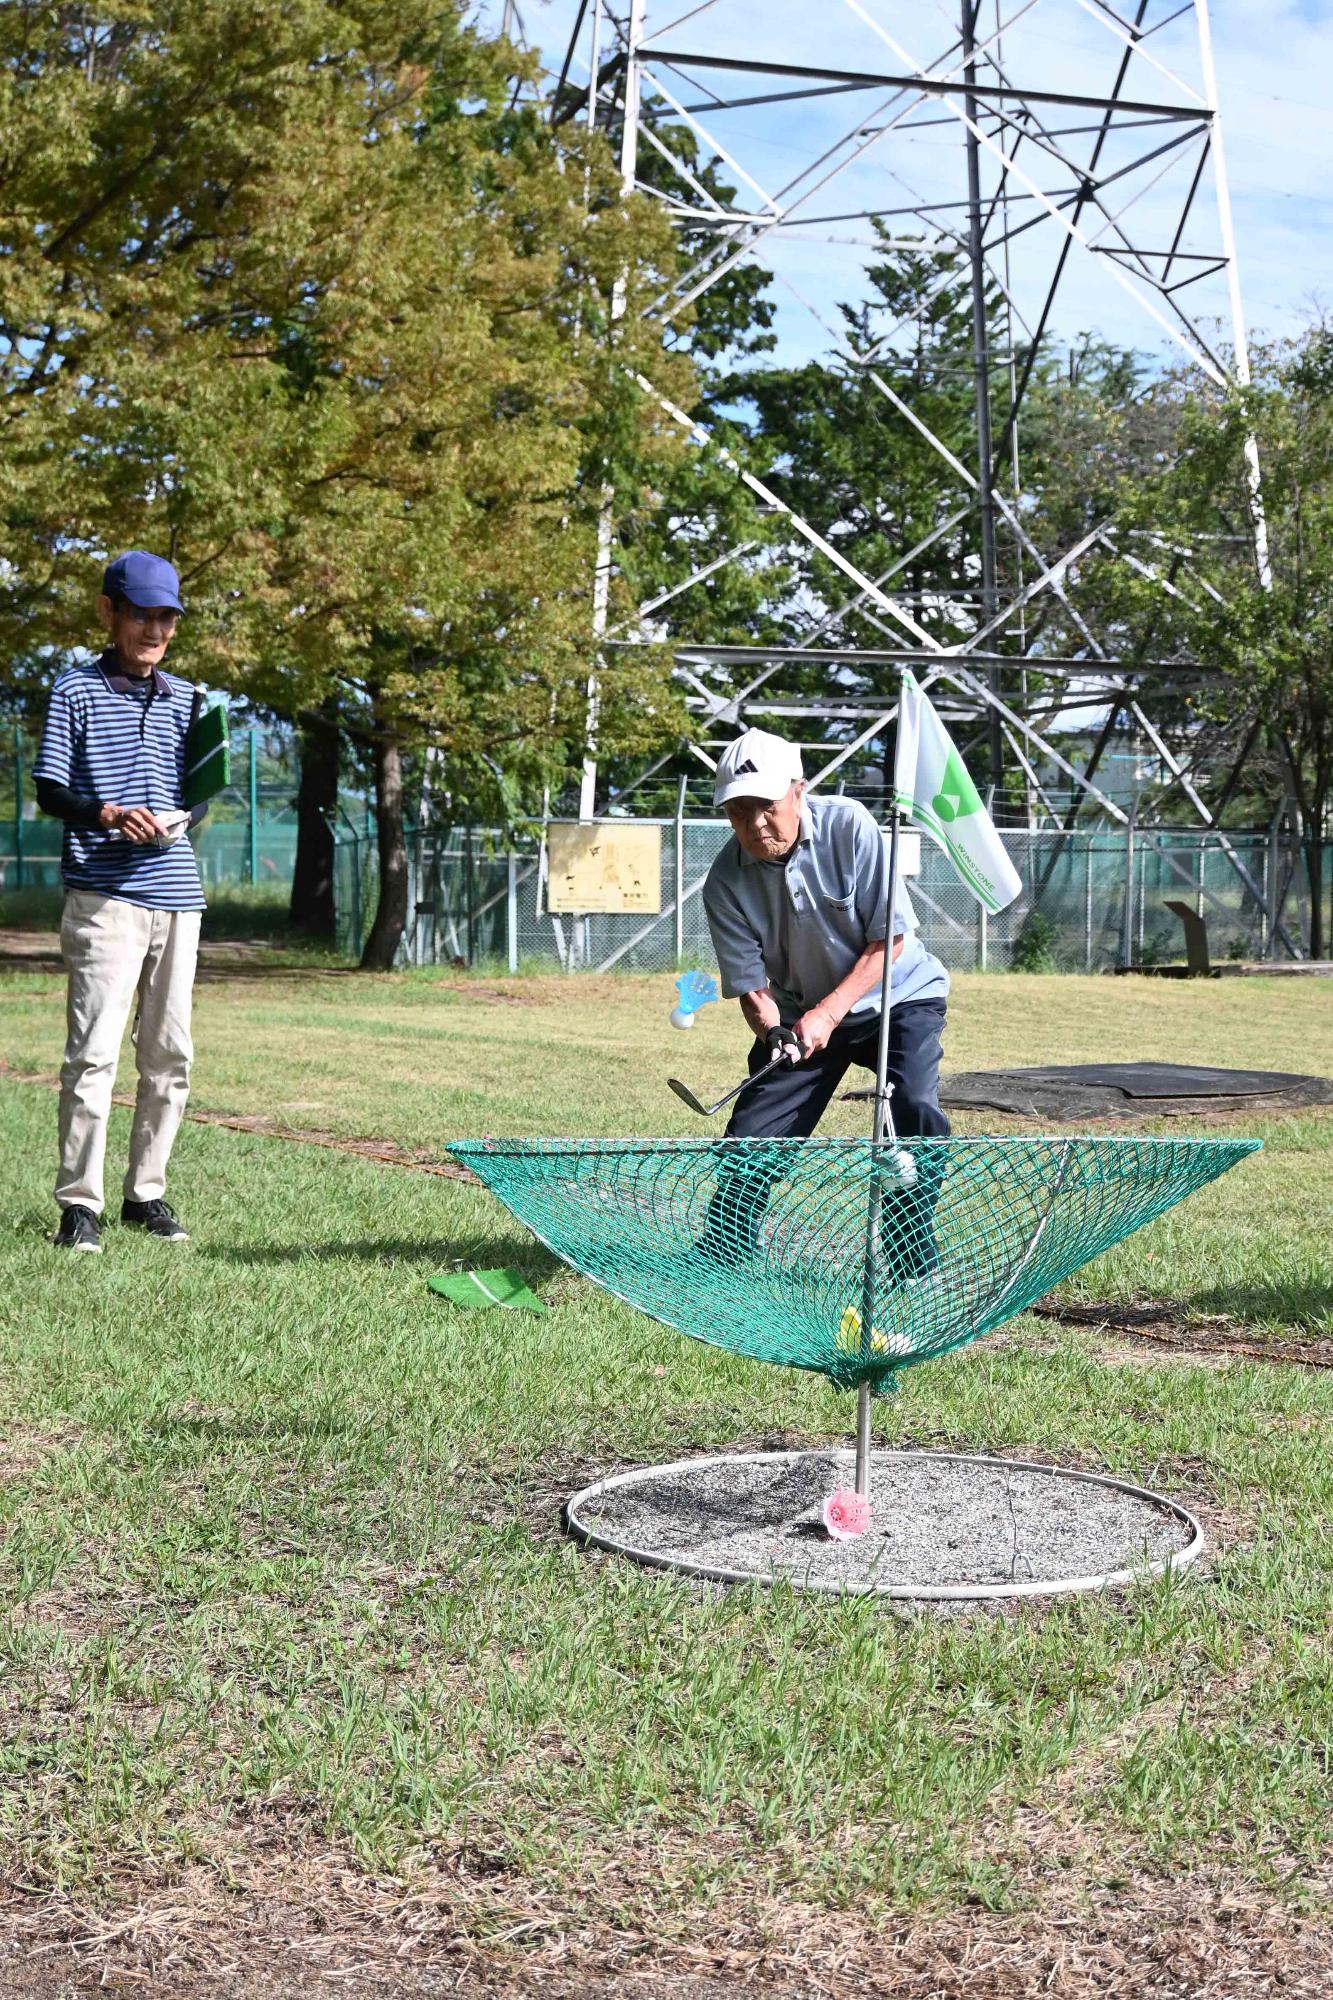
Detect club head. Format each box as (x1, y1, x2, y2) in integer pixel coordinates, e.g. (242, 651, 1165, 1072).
(668, 1077, 711, 1116)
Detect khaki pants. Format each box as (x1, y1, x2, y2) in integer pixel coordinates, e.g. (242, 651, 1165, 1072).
(56, 890, 201, 1214)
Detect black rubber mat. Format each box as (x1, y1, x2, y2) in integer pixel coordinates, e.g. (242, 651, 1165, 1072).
(934, 1062, 1333, 1121)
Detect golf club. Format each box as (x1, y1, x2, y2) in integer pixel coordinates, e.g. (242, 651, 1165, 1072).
(668, 1069, 764, 1118)
(668, 1041, 803, 1118)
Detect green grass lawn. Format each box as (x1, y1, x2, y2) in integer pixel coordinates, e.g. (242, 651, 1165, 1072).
(1, 964, 1331, 1989)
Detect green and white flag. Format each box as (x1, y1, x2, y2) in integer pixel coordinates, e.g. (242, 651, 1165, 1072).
(892, 671, 1022, 915)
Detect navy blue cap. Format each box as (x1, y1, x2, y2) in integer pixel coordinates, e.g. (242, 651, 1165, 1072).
(102, 550, 184, 613)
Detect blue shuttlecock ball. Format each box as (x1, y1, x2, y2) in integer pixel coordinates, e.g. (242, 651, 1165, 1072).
(671, 969, 718, 1029)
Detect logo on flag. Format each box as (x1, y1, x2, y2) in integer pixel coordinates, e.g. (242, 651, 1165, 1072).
(892, 672, 1022, 915)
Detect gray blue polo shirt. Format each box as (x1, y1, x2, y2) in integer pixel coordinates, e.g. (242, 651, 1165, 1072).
(703, 794, 948, 1023)
(34, 652, 205, 911)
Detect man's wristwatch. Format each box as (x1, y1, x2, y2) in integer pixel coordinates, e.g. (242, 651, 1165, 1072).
(765, 1024, 803, 1064)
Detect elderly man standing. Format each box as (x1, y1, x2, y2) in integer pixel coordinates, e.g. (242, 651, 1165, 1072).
(701, 727, 949, 1267)
(34, 552, 206, 1252)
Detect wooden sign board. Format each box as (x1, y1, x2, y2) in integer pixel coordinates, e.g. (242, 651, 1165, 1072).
(547, 822, 662, 914)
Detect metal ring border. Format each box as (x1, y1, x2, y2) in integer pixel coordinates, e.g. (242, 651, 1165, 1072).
(564, 1448, 1206, 1600)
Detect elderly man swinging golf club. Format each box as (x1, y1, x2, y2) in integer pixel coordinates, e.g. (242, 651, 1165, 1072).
(700, 727, 949, 1268)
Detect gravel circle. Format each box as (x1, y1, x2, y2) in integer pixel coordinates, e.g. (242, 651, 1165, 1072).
(567, 1449, 1203, 1598)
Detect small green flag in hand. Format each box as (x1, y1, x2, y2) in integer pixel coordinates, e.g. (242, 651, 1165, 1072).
(428, 1269, 548, 1314)
(892, 670, 1022, 914)
(183, 693, 230, 808)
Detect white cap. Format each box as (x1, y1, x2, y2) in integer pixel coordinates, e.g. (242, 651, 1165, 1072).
(712, 728, 804, 808)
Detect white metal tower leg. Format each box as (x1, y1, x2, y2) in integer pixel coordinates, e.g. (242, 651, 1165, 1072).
(581, 0, 646, 822)
(1193, 0, 1272, 590)
(555, 0, 1277, 826)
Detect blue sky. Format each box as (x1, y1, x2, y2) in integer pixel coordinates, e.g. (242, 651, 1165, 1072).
(1200, 0, 1333, 340)
(513, 0, 1333, 371)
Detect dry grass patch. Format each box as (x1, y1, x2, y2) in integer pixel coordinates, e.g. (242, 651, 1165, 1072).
(5, 1847, 1333, 1998)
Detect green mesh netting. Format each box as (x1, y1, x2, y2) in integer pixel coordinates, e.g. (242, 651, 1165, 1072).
(450, 1136, 1260, 1390)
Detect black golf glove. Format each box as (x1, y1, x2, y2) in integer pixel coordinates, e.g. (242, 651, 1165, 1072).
(765, 1024, 804, 1066)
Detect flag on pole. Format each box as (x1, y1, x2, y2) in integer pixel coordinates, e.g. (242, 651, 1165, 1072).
(892, 671, 1022, 915)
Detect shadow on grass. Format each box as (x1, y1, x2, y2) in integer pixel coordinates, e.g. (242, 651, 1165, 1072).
(1193, 1278, 1333, 1332)
(144, 1410, 379, 1444)
(200, 1235, 561, 1277)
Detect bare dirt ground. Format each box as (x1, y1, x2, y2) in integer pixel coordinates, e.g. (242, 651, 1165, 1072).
(1031, 1299, 1333, 1370)
(4, 1855, 1333, 1999)
(0, 1057, 483, 1186)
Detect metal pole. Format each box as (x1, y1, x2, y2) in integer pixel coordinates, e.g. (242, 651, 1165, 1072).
(1266, 802, 1283, 959)
(13, 725, 24, 892)
(465, 825, 477, 967)
(977, 898, 987, 973)
(579, 0, 644, 820)
(961, 0, 1003, 796)
(673, 773, 687, 965)
(856, 693, 905, 1501)
(854, 1385, 874, 1503)
(247, 726, 258, 884)
(507, 850, 519, 973)
(1121, 809, 1136, 969)
(1084, 839, 1094, 974)
(871, 809, 902, 1150)
(1194, 0, 1272, 590)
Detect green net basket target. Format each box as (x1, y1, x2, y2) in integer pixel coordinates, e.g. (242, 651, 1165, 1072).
(450, 1135, 1260, 1390)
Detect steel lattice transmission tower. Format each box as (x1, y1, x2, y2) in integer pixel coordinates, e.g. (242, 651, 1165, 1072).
(552, 0, 1271, 846)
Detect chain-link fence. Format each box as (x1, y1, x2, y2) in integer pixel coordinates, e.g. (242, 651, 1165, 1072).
(8, 706, 1324, 969)
(333, 814, 1329, 972)
(0, 720, 314, 898)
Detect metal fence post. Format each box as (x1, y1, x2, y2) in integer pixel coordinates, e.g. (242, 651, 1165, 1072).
(1084, 839, 1094, 973)
(351, 832, 363, 961)
(247, 727, 258, 883)
(13, 725, 24, 892)
(507, 850, 518, 973)
(1121, 813, 1136, 969)
(1266, 804, 1282, 958)
(465, 825, 476, 966)
(405, 831, 420, 967)
(673, 774, 686, 967)
(976, 899, 987, 972)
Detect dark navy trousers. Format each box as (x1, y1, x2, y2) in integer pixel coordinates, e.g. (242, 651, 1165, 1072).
(703, 999, 949, 1273)
(724, 998, 949, 1141)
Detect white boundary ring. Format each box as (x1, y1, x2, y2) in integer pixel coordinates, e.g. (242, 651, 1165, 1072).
(565, 1448, 1206, 1600)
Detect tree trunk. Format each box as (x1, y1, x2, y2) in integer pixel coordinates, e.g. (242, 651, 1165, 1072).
(289, 712, 339, 939)
(361, 724, 408, 970)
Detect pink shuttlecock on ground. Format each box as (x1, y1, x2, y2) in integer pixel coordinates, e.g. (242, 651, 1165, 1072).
(822, 1488, 871, 1541)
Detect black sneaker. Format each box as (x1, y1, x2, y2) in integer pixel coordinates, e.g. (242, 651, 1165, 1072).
(54, 1205, 102, 1253)
(121, 1197, 189, 1241)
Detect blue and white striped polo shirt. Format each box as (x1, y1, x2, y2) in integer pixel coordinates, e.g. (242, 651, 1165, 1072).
(34, 652, 206, 911)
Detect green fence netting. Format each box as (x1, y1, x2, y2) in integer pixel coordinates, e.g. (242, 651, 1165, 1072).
(451, 1135, 1261, 1389)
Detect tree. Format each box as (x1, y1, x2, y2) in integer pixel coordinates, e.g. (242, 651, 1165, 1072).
(288, 710, 339, 940)
(571, 118, 788, 813)
(708, 237, 1016, 791)
(1030, 326, 1332, 954)
(1125, 334, 1333, 955)
(0, 3, 693, 966)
